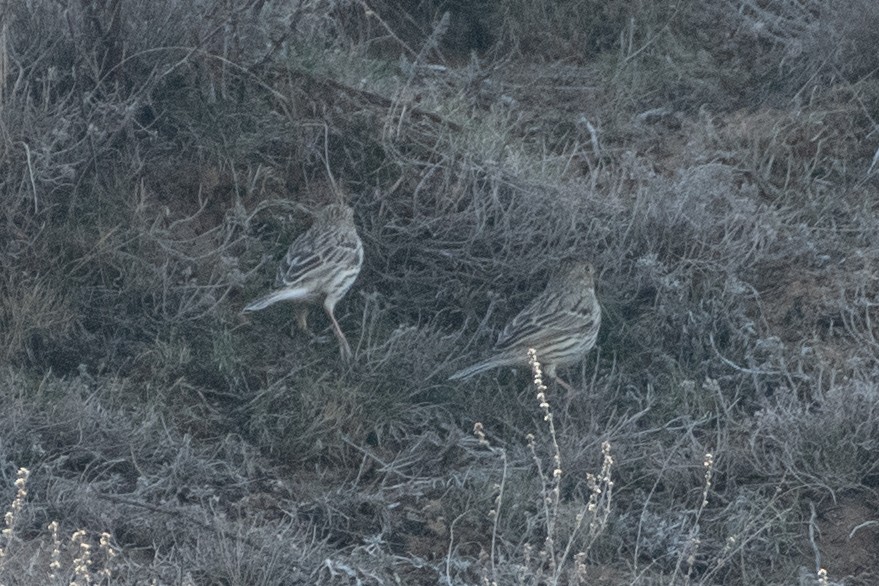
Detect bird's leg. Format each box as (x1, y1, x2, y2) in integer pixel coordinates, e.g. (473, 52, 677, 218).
(544, 364, 576, 394)
(291, 306, 314, 339)
(550, 373, 575, 394)
(325, 306, 353, 363)
(294, 307, 311, 334)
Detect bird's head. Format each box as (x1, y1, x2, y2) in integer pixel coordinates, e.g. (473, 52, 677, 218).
(555, 259, 596, 290)
(317, 204, 355, 225)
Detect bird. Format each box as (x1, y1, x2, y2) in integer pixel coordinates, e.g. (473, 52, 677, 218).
(243, 203, 363, 362)
(448, 261, 601, 391)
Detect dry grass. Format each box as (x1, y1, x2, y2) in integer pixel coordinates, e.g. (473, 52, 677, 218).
(0, 0, 878, 584)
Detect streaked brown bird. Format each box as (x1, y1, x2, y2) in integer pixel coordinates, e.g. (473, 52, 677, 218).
(448, 261, 601, 391)
(243, 204, 363, 362)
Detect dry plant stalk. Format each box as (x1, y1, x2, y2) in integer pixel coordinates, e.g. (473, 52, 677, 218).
(0, 467, 29, 562)
(528, 349, 614, 586)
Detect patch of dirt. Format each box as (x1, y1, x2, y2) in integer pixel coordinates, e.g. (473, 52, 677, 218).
(759, 269, 837, 341)
(757, 255, 879, 375)
(811, 493, 879, 585)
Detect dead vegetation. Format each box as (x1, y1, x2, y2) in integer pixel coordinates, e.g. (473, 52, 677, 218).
(0, 0, 878, 584)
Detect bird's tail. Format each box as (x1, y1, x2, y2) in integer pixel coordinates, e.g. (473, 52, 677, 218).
(242, 288, 308, 312)
(448, 356, 516, 381)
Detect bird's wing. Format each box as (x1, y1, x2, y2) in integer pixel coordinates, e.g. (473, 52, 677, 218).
(495, 292, 597, 352)
(276, 227, 360, 288)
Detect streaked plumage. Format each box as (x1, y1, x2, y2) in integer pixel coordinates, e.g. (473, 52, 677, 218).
(243, 204, 363, 362)
(449, 261, 601, 390)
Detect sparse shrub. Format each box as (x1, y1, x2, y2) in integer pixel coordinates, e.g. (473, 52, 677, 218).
(0, 469, 118, 585)
(498, 0, 633, 60)
(723, 0, 879, 88)
(744, 380, 879, 490)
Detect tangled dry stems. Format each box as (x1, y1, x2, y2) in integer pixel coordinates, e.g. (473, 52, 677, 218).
(0, 469, 116, 585)
(0, 0, 877, 584)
